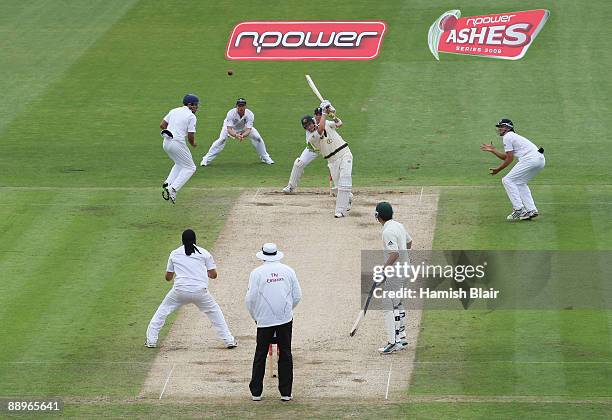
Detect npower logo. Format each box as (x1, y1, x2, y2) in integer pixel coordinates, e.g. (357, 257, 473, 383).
(226, 21, 387, 61)
(428, 9, 550, 60)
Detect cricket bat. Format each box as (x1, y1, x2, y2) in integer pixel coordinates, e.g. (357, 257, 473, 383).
(305, 74, 338, 117)
(349, 281, 379, 337)
(305, 74, 325, 102)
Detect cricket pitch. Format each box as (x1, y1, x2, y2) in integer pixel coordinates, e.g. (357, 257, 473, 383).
(141, 188, 439, 401)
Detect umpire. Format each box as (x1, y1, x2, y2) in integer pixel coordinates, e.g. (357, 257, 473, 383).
(245, 243, 302, 401)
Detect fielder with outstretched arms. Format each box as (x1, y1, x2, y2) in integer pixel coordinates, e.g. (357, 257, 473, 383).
(145, 229, 237, 349)
(200, 98, 274, 166)
(480, 118, 545, 221)
(283, 107, 336, 194)
(302, 101, 353, 217)
(375, 202, 413, 354)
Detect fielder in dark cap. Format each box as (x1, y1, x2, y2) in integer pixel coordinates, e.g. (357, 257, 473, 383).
(481, 119, 546, 221)
(200, 97, 275, 166)
(374, 202, 413, 354)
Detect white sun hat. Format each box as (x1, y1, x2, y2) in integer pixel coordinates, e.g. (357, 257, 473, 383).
(256, 243, 284, 262)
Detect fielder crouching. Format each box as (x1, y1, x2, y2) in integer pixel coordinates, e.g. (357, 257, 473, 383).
(303, 101, 353, 218)
(246, 243, 302, 401)
(481, 119, 546, 221)
(145, 229, 237, 349)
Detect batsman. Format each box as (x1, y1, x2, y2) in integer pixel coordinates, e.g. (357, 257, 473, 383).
(302, 101, 353, 218)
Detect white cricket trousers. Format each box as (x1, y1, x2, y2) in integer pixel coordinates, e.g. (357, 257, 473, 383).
(502, 153, 545, 212)
(204, 127, 271, 162)
(163, 139, 196, 192)
(327, 148, 353, 215)
(146, 287, 235, 345)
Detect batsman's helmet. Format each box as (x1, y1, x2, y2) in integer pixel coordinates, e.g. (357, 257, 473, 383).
(236, 98, 247, 106)
(314, 107, 323, 116)
(495, 118, 514, 130)
(183, 94, 200, 105)
(301, 115, 315, 129)
(375, 202, 393, 221)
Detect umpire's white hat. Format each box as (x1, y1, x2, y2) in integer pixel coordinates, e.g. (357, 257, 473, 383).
(256, 243, 284, 262)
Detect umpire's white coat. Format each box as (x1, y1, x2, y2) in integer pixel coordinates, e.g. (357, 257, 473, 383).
(245, 261, 302, 328)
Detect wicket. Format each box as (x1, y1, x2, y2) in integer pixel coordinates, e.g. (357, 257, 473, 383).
(267, 343, 279, 378)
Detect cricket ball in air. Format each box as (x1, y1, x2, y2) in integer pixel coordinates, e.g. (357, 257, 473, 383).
(439, 15, 458, 31)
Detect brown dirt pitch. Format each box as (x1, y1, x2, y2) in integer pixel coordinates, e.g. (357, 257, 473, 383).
(141, 188, 439, 402)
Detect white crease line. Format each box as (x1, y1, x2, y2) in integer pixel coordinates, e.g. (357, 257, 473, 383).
(159, 363, 175, 400)
(419, 187, 424, 203)
(384, 362, 392, 400)
(251, 188, 261, 203)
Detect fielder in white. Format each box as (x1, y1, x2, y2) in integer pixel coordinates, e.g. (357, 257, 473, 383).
(375, 202, 413, 354)
(303, 101, 353, 217)
(145, 229, 237, 349)
(160, 94, 199, 204)
(481, 119, 546, 221)
(200, 98, 274, 166)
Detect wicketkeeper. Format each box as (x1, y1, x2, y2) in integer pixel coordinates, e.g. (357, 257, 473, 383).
(283, 107, 337, 195)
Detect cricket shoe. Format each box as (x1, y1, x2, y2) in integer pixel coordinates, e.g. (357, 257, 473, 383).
(200, 156, 210, 166)
(169, 187, 177, 204)
(334, 212, 346, 218)
(282, 185, 294, 195)
(144, 340, 157, 348)
(162, 182, 170, 201)
(522, 210, 539, 220)
(378, 342, 404, 354)
(251, 395, 262, 401)
(261, 156, 275, 165)
(280, 396, 293, 402)
(506, 208, 528, 221)
(226, 339, 238, 349)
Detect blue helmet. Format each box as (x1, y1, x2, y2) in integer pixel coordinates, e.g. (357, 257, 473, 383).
(183, 94, 200, 106)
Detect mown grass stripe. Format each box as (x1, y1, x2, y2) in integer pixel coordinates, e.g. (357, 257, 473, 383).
(0, 0, 138, 134)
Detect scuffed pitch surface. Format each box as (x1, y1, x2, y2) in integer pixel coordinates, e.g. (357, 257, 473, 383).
(142, 188, 438, 401)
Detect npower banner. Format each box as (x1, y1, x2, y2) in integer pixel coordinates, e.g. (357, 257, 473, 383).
(428, 9, 550, 60)
(226, 21, 387, 61)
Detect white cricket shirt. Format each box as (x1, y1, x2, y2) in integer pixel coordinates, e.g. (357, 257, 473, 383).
(166, 245, 216, 292)
(382, 219, 412, 261)
(245, 261, 302, 328)
(502, 131, 538, 160)
(224, 108, 254, 133)
(163, 106, 197, 143)
(307, 120, 347, 158)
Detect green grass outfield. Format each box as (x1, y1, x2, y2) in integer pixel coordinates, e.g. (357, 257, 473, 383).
(1, 0, 611, 418)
